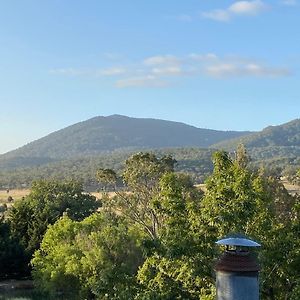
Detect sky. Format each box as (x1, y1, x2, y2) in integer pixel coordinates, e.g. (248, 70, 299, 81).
(0, 0, 299, 154)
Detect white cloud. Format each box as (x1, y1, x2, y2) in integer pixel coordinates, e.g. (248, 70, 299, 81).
(50, 67, 126, 77)
(229, 0, 267, 15)
(99, 67, 126, 76)
(202, 10, 231, 22)
(205, 62, 290, 78)
(202, 0, 268, 21)
(206, 64, 238, 77)
(143, 55, 180, 66)
(115, 75, 170, 88)
(49, 68, 88, 76)
(280, 0, 297, 5)
(51, 53, 291, 88)
(151, 66, 183, 76)
(189, 53, 218, 61)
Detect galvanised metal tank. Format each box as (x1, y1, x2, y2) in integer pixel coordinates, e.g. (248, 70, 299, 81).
(215, 234, 261, 300)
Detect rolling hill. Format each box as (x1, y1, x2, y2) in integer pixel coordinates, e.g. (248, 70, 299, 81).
(1, 116, 300, 189)
(212, 119, 300, 149)
(0, 115, 251, 170)
(211, 118, 300, 162)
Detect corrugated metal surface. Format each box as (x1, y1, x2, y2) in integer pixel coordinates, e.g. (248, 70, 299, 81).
(216, 272, 259, 300)
(215, 251, 260, 273)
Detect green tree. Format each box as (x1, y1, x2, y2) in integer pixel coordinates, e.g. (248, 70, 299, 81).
(32, 212, 143, 299)
(8, 180, 99, 274)
(97, 152, 177, 240)
(200, 151, 300, 300)
(136, 173, 216, 300)
(235, 143, 250, 168)
(0, 216, 27, 279)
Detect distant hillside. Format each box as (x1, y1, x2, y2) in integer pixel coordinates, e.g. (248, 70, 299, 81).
(212, 119, 300, 149)
(0, 115, 250, 170)
(211, 119, 300, 161)
(1, 116, 300, 189)
(0, 148, 216, 189)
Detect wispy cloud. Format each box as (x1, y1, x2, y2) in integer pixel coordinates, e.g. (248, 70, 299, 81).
(205, 62, 290, 78)
(50, 67, 126, 77)
(151, 66, 184, 76)
(202, 0, 268, 22)
(229, 0, 267, 14)
(99, 67, 126, 76)
(280, 0, 298, 5)
(50, 53, 291, 88)
(202, 10, 231, 22)
(115, 76, 171, 88)
(49, 68, 88, 76)
(143, 55, 181, 66)
(189, 53, 218, 61)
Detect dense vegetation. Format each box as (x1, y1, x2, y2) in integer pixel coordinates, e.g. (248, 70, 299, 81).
(1, 145, 300, 190)
(0, 148, 215, 189)
(212, 119, 300, 149)
(212, 119, 300, 162)
(1, 181, 100, 277)
(0, 150, 299, 299)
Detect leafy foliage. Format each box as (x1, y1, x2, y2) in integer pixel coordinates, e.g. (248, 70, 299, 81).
(0, 217, 27, 279)
(137, 173, 215, 300)
(8, 180, 99, 275)
(97, 152, 177, 240)
(0, 149, 299, 299)
(32, 213, 143, 299)
(200, 151, 300, 299)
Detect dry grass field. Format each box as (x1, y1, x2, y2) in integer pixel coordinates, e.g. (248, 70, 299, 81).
(0, 189, 30, 204)
(91, 191, 117, 199)
(281, 180, 300, 195)
(0, 180, 299, 207)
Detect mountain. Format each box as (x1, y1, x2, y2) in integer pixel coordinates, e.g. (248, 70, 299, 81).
(212, 119, 300, 149)
(211, 119, 300, 161)
(212, 119, 300, 148)
(2, 116, 300, 189)
(0, 115, 251, 170)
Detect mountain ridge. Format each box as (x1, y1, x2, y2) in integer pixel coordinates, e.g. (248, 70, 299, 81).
(0, 115, 251, 169)
(211, 118, 300, 150)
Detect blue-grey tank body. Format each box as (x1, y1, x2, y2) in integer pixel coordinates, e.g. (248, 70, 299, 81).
(216, 271, 259, 300)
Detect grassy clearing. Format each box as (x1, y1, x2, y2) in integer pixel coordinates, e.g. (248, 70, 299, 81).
(0, 189, 107, 207)
(0, 189, 30, 204)
(91, 191, 116, 199)
(282, 180, 300, 195)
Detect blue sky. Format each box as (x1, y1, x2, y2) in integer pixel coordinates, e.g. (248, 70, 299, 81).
(0, 0, 299, 154)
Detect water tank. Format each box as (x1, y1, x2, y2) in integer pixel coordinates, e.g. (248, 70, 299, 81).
(215, 234, 261, 300)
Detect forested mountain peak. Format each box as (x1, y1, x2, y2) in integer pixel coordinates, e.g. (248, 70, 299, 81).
(0, 115, 250, 169)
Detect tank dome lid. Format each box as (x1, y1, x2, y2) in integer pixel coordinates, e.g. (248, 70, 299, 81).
(216, 234, 261, 247)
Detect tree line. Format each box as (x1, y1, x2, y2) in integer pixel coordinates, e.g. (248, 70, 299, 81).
(1, 146, 300, 191)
